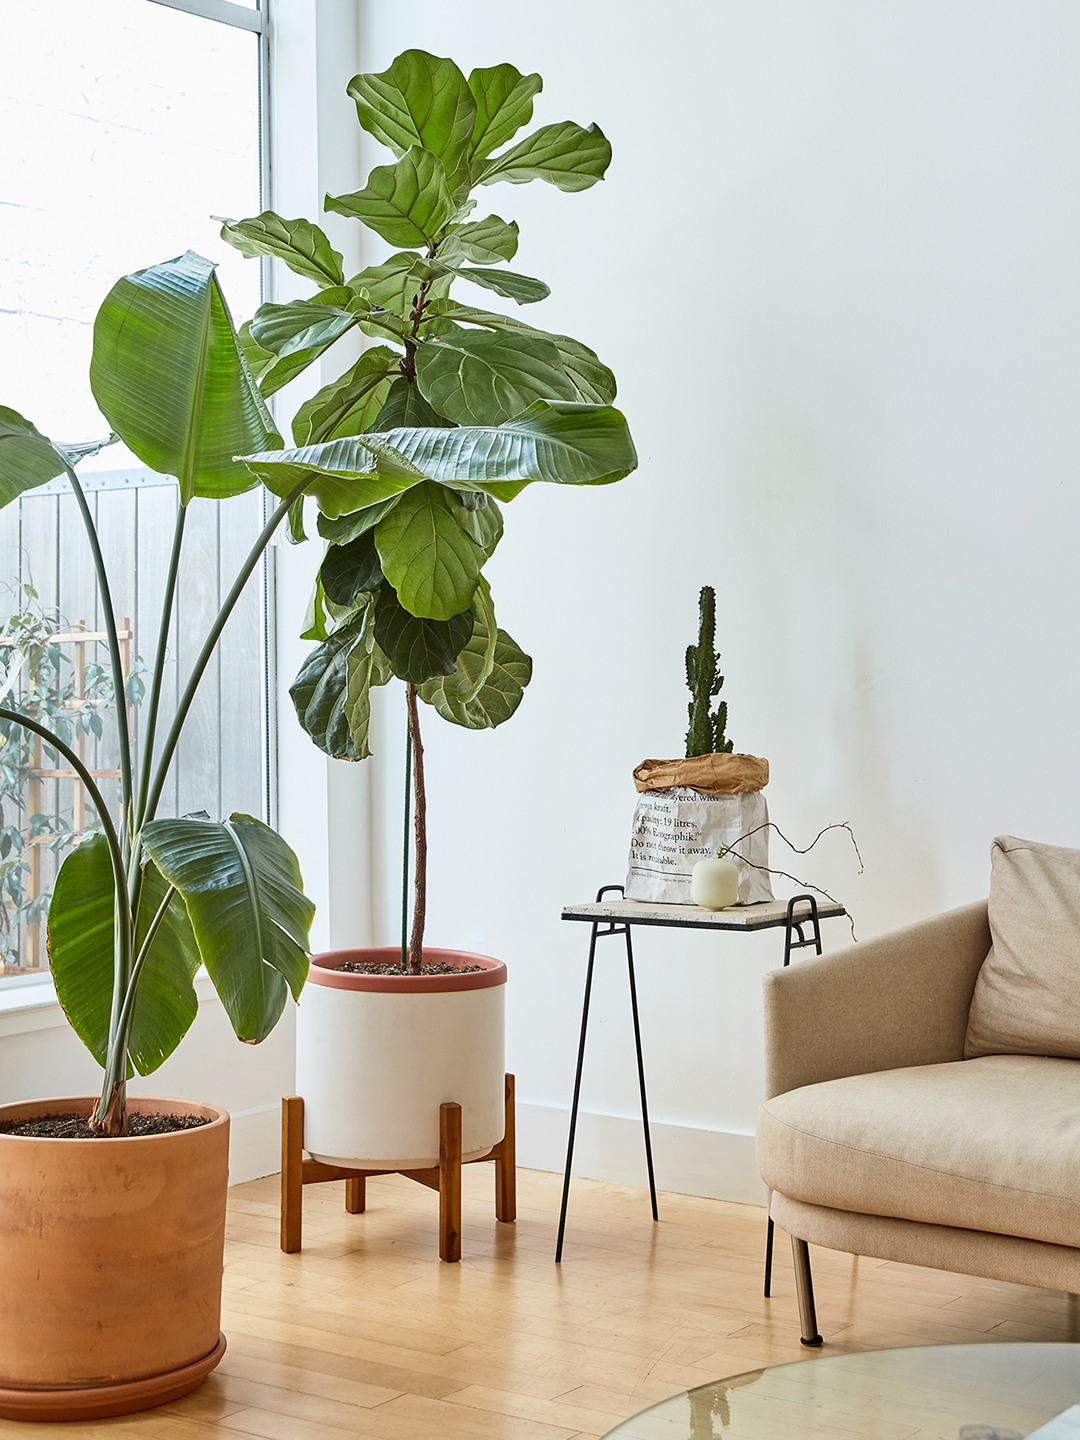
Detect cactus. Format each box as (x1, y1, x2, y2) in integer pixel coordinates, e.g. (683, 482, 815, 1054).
(685, 586, 733, 757)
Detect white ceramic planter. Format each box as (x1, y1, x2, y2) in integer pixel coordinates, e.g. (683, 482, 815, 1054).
(295, 947, 506, 1170)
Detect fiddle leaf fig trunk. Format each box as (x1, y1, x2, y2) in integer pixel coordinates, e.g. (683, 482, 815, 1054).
(228, 49, 637, 962)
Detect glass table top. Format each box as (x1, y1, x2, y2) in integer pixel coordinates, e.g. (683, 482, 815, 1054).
(602, 1343, 1080, 1440)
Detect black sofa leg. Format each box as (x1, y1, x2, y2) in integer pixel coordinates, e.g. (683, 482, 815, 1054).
(790, 1236, 823, 1345)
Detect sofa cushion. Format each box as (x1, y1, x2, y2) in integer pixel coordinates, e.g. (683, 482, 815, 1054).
(757, 1054, 1080, 1247)
(966, 834, 1080, 1060)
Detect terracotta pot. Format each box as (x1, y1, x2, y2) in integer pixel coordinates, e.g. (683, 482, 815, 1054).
(0, 1093, 229, 1423)
(296, 946, 506, 1169)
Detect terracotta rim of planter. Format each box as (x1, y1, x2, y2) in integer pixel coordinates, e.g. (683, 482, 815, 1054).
(308, 946, 506, 993)
(0, 1092, 228, 1137)
(0, 1334, 227, 1423)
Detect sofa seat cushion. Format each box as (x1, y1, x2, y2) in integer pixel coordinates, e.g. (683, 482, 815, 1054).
(757, 1053, 1080, 1248)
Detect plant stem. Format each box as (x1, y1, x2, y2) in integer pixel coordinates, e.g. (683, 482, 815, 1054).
(132, 504, 186, 834)
(0, 708, 126, 912)
(0, 705, 134, 1132)
(405, 683, 426, 974)
(141, 481, 309, 826)
(64, 466, 133, 853)
(401, 715, 411, 973)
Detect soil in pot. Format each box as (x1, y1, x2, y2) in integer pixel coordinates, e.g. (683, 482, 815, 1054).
(0, 1111, 210, 1139)
(336, 960, 483, 976)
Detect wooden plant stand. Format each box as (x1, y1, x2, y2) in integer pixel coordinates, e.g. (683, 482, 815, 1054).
(280, 1074, 516, 1263)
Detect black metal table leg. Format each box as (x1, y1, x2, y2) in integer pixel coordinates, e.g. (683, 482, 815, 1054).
(555, 919, 600, 1263)
(557, 884, 659, 1260)
(625, 925, 659, 1222)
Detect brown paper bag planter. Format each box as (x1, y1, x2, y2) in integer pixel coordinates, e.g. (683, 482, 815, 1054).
(633, 753, 769, 794)
(626, 753, 774, 906)
(0, 1095, 229, 1423)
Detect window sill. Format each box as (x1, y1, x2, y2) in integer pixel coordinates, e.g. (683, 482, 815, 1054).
(0, 973, 219, 1039)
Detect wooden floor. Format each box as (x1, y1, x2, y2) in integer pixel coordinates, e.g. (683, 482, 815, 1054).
(6, 1165, 1080, 1439)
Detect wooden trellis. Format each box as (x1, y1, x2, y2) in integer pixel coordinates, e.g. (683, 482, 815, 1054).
(1, 619, 131, 974)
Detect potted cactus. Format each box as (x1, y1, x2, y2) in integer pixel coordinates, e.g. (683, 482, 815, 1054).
(222, 49, 637, 1175)
(0, 252, 314, 1420)
(625, 586, 773, 905)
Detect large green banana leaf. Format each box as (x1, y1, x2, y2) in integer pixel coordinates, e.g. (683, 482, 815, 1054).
(239, 401, 637, 504)
(0, 408, 67, 508)
(142, 814, 313, 1045)
(89, 251, 281, 503)
(48, 837, 201, 1075)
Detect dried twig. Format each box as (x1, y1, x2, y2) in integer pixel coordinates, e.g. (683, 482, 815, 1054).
(725, 820, 863, 941)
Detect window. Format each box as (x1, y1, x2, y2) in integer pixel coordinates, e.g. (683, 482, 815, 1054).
(0, 0, 268, 980)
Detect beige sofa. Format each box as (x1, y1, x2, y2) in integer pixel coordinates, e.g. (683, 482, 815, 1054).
(756, 858, 1080, 1344)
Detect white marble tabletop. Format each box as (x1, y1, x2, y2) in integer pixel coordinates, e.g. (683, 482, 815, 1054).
(561, 895, 845, 932)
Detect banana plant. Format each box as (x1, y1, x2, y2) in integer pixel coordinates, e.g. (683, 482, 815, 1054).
(224, 50, 636, 971)
(0, 252, 314, 1135)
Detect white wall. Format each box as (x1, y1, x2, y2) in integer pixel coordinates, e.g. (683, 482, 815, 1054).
(280, 0, 1080, 1203)
(13, 3, 1072, 1203)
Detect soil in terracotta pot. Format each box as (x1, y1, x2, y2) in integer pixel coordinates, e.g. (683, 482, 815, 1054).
(336, 961, 484, 975)
(0, 1112, 211, 1139)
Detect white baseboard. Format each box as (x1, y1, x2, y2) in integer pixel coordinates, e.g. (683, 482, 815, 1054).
(227, 1103, 282, 1185)
(516, 1102, 767, 1207)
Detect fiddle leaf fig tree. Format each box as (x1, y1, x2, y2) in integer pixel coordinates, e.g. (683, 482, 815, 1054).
(225, 49, 636, 974)
(0, 252, 314, 1135)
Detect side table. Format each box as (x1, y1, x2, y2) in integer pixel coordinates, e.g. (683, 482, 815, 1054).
(556, 886, 847, 1276)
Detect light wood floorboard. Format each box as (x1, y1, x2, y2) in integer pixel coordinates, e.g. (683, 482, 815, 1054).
(3, 1165, 1080, 1438)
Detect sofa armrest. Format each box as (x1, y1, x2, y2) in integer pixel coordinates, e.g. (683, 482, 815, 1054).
(763, 900, 990, 1099)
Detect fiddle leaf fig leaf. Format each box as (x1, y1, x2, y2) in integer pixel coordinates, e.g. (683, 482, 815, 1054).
(326, 147, 456, 249)
(373, 584, 472, 684)
(454, 492, 503, 557)
(374, 480, 486, 619)
(347, 51, 476, 194)
(291, 347, 401, 446)
(452, 267, 550, 305)
(418, 609, 532, 729)
(320, 530, 384, 607)
(290, 608, 369, 760)
(415, 321, 575, 425)
(219, 212, 344, 289)
(468, 64, 543, 161)
(438, 215, 519, 265)
(0, 408, 66, 508)
(371, 376, 455, 432)
(349, 252, 452, 317)
(250, 289, 360, 358)
(90, 250, 280, 502)
(344, 628, 392, 759)
(429, 302, 616, 402)
(317, 495, 402, 545)
(478, 120, 611, 191)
